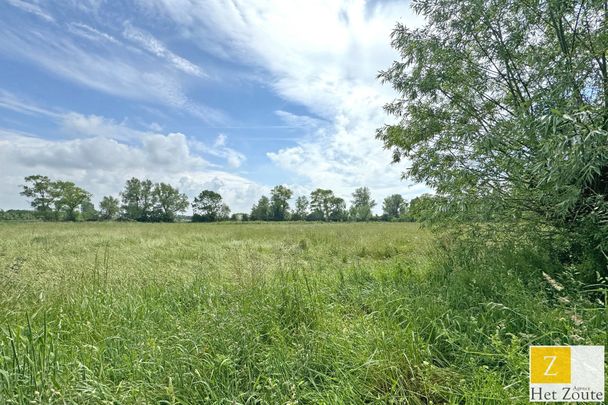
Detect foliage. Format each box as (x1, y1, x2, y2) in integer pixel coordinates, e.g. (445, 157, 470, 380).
(382, 194, 408, 220)
(120, 178, 188, 222)
(349, 186, 376, 221)
(0, 210, 37, 221)
(230, 212, 249, 221)
(20, 175, 57, 220)
(80, 201, 98, 221)
(120, 178, 156, 222)
(20, 175, 92, 221)
(153, 183, 189, 222)
(52, 181, 92, 221)
(293, 196, 309, 220)
(378, 0, 608, 276)
(270, 185, 293, 220)
(251, 195, 272, 221)
(192, 190, 224, 222)
(99, 196, 120, 220)
(310, 189, 348, 221)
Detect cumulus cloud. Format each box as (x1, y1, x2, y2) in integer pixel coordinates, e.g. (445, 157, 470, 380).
(0, 91, 257, 212)
(0, 128, 263, 213)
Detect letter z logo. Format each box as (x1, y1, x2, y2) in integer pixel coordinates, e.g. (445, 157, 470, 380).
(543, 356, 558, 376)
(530, 347, 571, 384)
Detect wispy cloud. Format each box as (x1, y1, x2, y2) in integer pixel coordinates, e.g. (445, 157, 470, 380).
(0, 90, 61, 118)
(275, 110, 325, 129)
(122, 22, 205, 78)
(5, 0, 55, 22)
(67, 22, 120, 44)
(0, 16, 224, 124)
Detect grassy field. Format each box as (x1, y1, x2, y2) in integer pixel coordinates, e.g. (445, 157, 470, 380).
(0, 222, 605, 404)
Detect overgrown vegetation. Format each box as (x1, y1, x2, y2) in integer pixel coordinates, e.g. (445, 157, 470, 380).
(378, 0, 608, 280)
(0, 222, 603, 403)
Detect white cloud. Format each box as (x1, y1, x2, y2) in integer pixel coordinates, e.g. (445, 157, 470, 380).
(190, 134, 246, 169)
(139, 0, 429, 205)
(0, 128, 263, 213)
(0, 90, 61, 118)
(275, 110, 324, 129)
(5, 0, 55, 22)
(0, 92, 254, 209)
(122, 22, 205, 78)
(0, 17, 224, 124)
(67, 22, 120, 44)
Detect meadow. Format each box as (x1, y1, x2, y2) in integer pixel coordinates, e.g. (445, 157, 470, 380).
(0, 222, 605, 404)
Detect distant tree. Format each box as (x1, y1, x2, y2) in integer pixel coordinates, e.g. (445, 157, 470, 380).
(20, 175, 57, 220)
(293, 196, 309, 220)
(310, 189, 347, 221)
(310, 189, 334, 221)
(270, 185, 293, 220)
(328, 197, 347, 221)
(250, 196, 271, 221)
(349, 187, 376, 221)
(192, 190, 225, 222)
(219, 204, 231, 221)
(153, 182, 188, 222)
(231, 212, 249, 221)
(0, 209, 37, 221)
(382, 194, 407, 220)
(99, 196, 120, 220)
(80, 201, 98, 221)
(52, 181, 92, 221)
(120, 178, 156, 221)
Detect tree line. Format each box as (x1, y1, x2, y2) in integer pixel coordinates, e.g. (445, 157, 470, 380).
(13, 175, 417, 222)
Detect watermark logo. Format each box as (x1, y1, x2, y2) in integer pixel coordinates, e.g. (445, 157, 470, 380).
(529, 345, 604, 402)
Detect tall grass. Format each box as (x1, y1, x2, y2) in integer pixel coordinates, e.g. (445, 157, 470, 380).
(0, 222, 605, 403)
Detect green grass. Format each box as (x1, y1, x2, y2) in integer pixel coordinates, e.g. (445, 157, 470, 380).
(0, 222, 605, 404)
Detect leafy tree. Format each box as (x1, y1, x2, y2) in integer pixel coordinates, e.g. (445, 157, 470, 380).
(310, 189, 334, 221)
(219, 204, 231, 221)
(20, 175, 56, 220)
(382, 194, 407, 220)
(349, 187, 376, 221)
(250, 196, 271, 221)
(120, 178, 156, 221)
(378, 0, 608, 274)
(80, 201, 98, 221)
(408, 194, 440, 222)
(310, 189, 347, 221)
(270, 185, 293, 220)
(293, 196, 309, 220)
(153, 182, 188, 222)
(328, 197, 347, 221)
(192, 190, 225, 222)
(52, 181, 92, 221)
(99, 196, 120, 220)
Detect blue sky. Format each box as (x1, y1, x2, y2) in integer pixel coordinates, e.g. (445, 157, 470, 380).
(0, 0, 428, 213)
